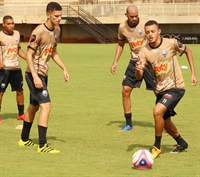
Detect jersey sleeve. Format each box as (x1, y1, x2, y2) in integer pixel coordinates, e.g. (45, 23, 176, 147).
(27, 27, 41, 51)
(173, 38, 186, 56)
(54, 26, 61, 46)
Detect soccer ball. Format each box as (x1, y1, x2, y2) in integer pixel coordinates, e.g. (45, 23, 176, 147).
(132, 149, 154, 169)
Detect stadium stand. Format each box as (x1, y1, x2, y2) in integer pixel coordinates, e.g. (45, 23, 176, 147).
(0, 0, 199, 43)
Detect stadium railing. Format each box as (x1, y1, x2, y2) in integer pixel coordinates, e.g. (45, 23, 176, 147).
(0, 3, 199, 24)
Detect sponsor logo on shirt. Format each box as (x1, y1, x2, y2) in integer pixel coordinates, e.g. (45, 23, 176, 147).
(157, 77, 174, 90)
(129, 38, 145, 51)
(6, 46, 17, 55)
(154, 61, 170, 76)
(43, 46, 53, 58)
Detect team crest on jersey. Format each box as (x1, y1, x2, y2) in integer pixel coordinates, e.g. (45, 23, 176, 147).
(42, 90, 48, 97)
(15, 38, 19, 43)
(138, 29, 143, 35)
(29, 34, 37, 43)
(55, 34, 58, 39)
(162, 50, 168, 57)
(177, 41, 183, 48)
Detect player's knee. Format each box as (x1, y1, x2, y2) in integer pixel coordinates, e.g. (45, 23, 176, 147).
(153, 107, 163, 119)
(16, 90, 23, 96)
(40, 102, 51, 112)
(122, 86, 132, 96)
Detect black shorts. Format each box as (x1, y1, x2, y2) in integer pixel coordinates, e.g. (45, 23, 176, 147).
(122, 60, 156, 90)
(25, 72, 50, 106)
(156, 88, 185, 120)
(0, 69, 23, 92)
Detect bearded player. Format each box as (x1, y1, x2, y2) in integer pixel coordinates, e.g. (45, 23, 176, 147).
(110, 5, 156, 132)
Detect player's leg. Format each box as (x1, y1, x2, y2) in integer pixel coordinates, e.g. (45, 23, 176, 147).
(16, 90, 24, 120)
(18, 104, 39, 147)
(0, 69, 9, 124)
(18, 72, 39, 147)
(37, 101, 59, 153)
(28, 73, 59, 153)
(164, 117, 188, 153)
(0, 92, 4, 124)
(150, 102, 166, 159)
(119, 60, 142, 132)
(10, 70, 25, 120)
(120, 85, 133, 131)
(151, 88, 186, 158)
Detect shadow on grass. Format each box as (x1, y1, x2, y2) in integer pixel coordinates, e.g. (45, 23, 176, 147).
(126, 143, 175, 154)
(30, 136, 66, 144)
(107, 120, 154, 128)
(1, 113, 18, 120)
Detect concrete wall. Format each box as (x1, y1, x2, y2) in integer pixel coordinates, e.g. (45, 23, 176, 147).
(1, 23, 198, 43)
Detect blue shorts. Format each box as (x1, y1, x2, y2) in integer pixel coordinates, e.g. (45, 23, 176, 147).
(25, 72, 51, 106)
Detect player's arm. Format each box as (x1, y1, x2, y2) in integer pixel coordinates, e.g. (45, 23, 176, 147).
(184, 47, 198, 86)
(51, 47, 70, 82)
(18, 45, 27, 60)
(110, 40, 126, 74)
(26, 48, 43, 88)
(0, 42, 5, 69)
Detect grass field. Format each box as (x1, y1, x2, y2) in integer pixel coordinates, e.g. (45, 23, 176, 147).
(0, 43, 199, 177)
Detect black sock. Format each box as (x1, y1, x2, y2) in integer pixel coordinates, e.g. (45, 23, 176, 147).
(124, 113, 132, 127)
(21, 121, 33, 141)
(154, 136, 162, 149)
(174, 135, 187, 146)
(17, 104, 24, 116)
(38, 125, 47, 148)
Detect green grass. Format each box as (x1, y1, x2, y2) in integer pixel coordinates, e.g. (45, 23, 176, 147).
(0, 43, 199, 177)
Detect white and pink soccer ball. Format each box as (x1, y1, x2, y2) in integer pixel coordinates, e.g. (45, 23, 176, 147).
(132, 149, 154, 169)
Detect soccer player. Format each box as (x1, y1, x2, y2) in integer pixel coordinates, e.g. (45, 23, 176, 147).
(18, 2, 70, 153)
(135, 20, 198, 159)
(0, 15, 27, 124)
(110, 5, 156, 132)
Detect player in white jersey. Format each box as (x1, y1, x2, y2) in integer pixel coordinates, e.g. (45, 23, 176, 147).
(110, 5, 156, 132)
(18, 2, 70, 153)
(135, 20, 198, 159)
(0, 15, 27, 124)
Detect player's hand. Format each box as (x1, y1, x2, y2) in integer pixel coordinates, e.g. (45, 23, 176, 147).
(63, 70, 70, 82)
(135, 59, 143, 71)
(0, 61, 5, 69)
(191, 74, 198, 86)
(110, 63, 117, 74)
(33, 75, 43, 88)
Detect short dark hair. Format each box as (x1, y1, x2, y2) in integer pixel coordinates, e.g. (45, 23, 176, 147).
(46, 2, 62, 13)
(145, 20, 159, 28)
(3, 15, 13, 22)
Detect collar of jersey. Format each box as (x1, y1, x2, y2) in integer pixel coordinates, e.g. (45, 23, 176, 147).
(43, 23, 54, 32)
(148, 36, 163, 49)
(127, 18, 139, 28)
